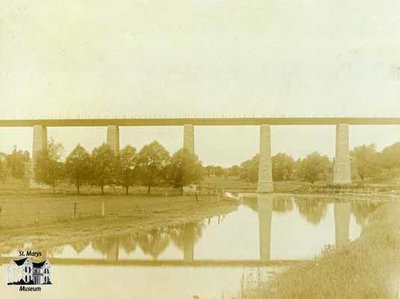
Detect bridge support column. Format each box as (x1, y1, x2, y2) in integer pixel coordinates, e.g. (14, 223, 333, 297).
(257, 125, 273, 193)
(257, 194, 273, 261)
(334, 124, 351, 184)
(183, 223, 195, 262)
(334, 202, 351, 248)
(31, 125, 47, 185)
(106, 239, 120, 261)
(107, 125, 120, 153)
(183, 124, 194, 154)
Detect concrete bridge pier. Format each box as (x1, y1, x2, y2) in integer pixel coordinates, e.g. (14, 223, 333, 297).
(31, 125, 48, 185)
(106, 239, 120, 261)
(183, 124, 194, 154)
(32, 125, 48, 157)
(257, 194, 273, 261)
(107, 125, 120, 153)
(333, 124, 351, 184)
(183, 223, 195, 262)
(257, 124, 273, 193)
(334, 202, 351, 248)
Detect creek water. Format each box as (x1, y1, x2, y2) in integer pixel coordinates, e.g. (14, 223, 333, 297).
(0, 196, 380, 298)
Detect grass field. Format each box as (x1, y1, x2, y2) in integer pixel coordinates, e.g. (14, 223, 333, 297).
(0, 183, 238, 255)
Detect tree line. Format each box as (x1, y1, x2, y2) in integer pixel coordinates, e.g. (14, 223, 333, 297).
(33, 140, 203, 194)
(0, 146, 30, 183)
(234, 152, 331, 184)
(211, 142, 400, 184)
(1, 141, 400, 190)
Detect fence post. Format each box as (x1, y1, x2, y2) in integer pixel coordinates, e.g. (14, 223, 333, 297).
(74, 202, 77, 219)
(35, 209, 40, 223)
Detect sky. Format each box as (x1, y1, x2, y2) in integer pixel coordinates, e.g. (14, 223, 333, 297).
(1, 0, 400, 166)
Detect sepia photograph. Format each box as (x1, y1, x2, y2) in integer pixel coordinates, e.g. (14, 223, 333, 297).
(1, 1, 400, 298)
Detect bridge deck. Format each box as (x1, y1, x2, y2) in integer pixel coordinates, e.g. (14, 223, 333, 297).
(0, 257, 306, 267)
(0, 117, 400, 127)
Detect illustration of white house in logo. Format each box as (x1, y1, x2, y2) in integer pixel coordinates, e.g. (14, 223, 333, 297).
(7, 257, 52, 285)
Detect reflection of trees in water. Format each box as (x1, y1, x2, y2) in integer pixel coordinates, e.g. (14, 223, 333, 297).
(119, 234, 138, 253)
(89, 230, 170, 259)
(121, 223, 204, 259)
(0, 241, 26, 255)
(295, 199, 328, 225)
(136, 229, 170, 259)
(273, 198, 294, 213)
(351, 202, 381, 227)
(40, 247, 64, 258)
(91, 236, 121, 261)
(243, 197, 294, 214)
(242, 197, 258, 212)
(71, 240, 90, 254)
(169, 222, 204, 250)
(4, 219, 206, 261)
(69, 233, 137, 260)
(71, 221, 205, 260)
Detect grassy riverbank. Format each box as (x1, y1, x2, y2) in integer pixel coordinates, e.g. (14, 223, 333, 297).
(202, 176, 400, 195)
(0, 188, 238, 254)
(240, 202, 400, 298)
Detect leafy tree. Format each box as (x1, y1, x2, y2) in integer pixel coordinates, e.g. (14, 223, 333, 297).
(379, 142, 400, 169)
(351, 144, 381, 181)
(117, 145, 138, 195)
(137, 141, 170, 194)
(65, 145, 91, 194)
(272, 153, 295, 181)
(91, 144, 118, 194)
(205, 165, 224, 177)
(6, 146, 30, 179)
(240, 153, 296, 182)
(205, 166, 213, 177)
(226, 165, 241, 177)
(240, 154, 259, 183)
(298, 152, 331, 183)
(166, 148, 203, 194)
(34, 139, 64, 191)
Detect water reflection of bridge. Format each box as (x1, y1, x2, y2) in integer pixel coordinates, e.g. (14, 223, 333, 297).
(257, 194, 355, 260)
(0, 196, 379, 266)
(88, 197, 370, 263)
(0, 257, 306, 267)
